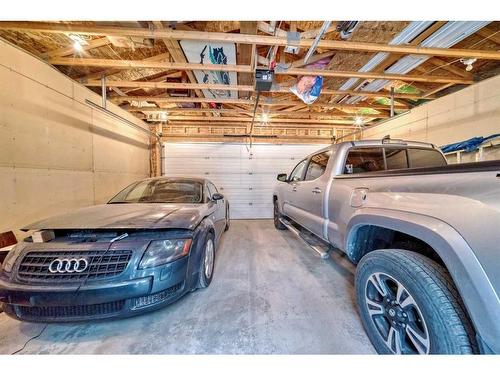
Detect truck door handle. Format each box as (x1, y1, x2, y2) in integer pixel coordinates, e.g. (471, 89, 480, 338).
(312, 187, 322, 194)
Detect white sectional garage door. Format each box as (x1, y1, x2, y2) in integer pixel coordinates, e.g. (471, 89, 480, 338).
(163, 142, 328, 219)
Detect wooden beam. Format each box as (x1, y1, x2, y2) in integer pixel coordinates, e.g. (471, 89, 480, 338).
(164, 116, 357, 125)
(425, 57, 473, 79)
(475, 27, 500, 45)
(422, 83, 455, 98)
(1, 22, 499, 60)
(237, 21, 258, 98)
(77, 52, 171, 81)
(85, 79, 434, 99)
(41, 37, 111, 59)
(151, 21, 205, 101)
(127, 107, 390, 118)
(53, 57, 474, 85)
(113, 95, 403, 110)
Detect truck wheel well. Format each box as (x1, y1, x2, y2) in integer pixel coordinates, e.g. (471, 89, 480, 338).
(347, 225, 445, 267)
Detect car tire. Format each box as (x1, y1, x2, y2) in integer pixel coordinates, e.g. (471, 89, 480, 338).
(355, 249, 476, 354)
(197, 233, 215, 289)
(273, 200, 286, 230)
(224, 206, 230, 231)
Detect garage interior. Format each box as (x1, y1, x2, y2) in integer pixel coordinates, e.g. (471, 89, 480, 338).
(0, 20, 499, 355)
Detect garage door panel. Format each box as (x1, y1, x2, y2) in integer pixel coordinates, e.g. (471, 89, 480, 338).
(230, 203, 274, 219)
(164, 142, 328, 219)
(165, 143, 242, 158)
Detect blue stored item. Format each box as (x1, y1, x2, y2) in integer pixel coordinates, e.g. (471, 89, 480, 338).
(441, 134, 500, 153)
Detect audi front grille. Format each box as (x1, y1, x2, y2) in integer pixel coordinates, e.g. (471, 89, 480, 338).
(16, 300, 126, 320)
(16, 250, 133, 283)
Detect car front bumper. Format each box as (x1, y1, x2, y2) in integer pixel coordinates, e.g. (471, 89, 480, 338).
(0, 255, 191, 322)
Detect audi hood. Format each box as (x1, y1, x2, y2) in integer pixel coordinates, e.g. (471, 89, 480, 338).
(22, 203, 207, 231)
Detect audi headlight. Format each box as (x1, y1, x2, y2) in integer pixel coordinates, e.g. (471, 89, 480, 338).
(1, 243, 25, 273)
(139, 239, 192, 269)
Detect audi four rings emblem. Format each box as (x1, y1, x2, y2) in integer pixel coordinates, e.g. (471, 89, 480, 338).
(48, 258, 89, 273)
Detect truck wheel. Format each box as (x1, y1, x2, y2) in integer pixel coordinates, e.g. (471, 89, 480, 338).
(355, 249, 476, 354)
(273, 200, 286, 230)
(197, 233, 215, 289)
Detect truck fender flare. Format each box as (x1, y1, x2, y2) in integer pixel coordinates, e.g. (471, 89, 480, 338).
(345, 208, 499, 353)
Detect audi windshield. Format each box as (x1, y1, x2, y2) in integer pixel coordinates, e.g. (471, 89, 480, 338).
(109, 179, 203, 204)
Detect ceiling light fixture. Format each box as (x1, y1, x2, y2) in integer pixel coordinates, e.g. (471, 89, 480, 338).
(261, 112, 269, 123)
(354, 116, 363, 126)
(68, 34, 88, 53)
(460, 58, 477, 72)
(73, 41, 83, 52)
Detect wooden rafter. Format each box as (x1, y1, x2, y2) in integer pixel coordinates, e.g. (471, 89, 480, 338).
(85, 79, 436, 100)
(126, 107, 391, 118)
(113, 95, 405, 110)
(1, 22, 500, 60)
(51, 57, 474, 85)
(42, 36, 111, 59)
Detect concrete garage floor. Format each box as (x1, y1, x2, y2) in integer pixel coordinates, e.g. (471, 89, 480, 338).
(0, 220, 375, 354)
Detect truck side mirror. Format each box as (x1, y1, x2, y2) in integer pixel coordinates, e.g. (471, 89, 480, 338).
(277, 173, 288, 182)
(212, 193, 224, 201)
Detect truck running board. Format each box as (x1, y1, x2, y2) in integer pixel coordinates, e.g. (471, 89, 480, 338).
(279, 218, 330, 259)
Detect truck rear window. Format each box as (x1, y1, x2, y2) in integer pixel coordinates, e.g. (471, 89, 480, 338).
(344, 148, 385, 174)
(408, 148, 447, 168)
(344, 147, 446, 174)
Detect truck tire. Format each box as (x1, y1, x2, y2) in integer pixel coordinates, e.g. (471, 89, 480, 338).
(196, 233, 215, 289)
(273, 200, 286, 230)
(355, 249, 476, 354)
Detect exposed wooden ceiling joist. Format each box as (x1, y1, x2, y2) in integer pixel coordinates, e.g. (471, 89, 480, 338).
(41, 36, 111, 59)
(2, 22, 499, 60)
(84, 79, 435, 99)
(113, 95, 405, 110)
(126, 107, 391, 118)
(52, 57, 474, 84)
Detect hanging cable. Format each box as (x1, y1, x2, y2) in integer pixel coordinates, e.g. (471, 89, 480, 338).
(247, 91, 261, 150)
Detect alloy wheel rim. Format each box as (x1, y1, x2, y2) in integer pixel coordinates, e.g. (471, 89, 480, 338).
(364, 272, 430, 354)
(204, 239, 214, 279)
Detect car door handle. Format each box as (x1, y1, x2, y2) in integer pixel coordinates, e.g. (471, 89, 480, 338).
(312, 187, 322, 194)
(292, 186, 298, 192)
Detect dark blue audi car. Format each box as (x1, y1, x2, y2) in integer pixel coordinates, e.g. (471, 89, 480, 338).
(0, 177, 229, 322)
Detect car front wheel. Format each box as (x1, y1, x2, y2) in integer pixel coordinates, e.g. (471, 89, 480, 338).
(197, 233, 215, 289)
(355, 249, 476, 354)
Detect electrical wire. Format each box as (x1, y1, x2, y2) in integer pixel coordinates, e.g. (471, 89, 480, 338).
(405, 30, 500, 89)
(11, 324, 48, 355)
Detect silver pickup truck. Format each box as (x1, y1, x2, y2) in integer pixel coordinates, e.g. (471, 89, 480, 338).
(273, 138, 500, 355)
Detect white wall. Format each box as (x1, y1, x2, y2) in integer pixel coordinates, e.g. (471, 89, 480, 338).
(0, 39, 151, 238)
(361, 75, 500, 149)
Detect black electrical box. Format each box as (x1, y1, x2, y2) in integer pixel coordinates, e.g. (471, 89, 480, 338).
(255, 69, 274, 91)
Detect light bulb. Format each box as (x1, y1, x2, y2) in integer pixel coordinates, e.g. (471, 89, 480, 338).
(73, 41, 83, 52)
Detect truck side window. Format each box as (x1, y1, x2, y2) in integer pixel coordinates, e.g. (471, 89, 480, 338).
(289, 159, 308, 182)
(408, 148, 447, 168)
(385, 148, 409, 170)
(305, 150, 332, 180)
(344, 148, 385, 174)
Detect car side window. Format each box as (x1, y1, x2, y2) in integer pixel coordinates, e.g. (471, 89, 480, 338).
(305, 150, 332, 181)
(344, 148, 385, 174)
(385, 148, 409, 170)
(206, 183, 215, 199)
(289, 159, 308, 182)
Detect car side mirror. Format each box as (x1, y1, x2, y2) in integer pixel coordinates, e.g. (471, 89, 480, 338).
(277, 173, 288, 182)
(212, 193, 224, 201)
